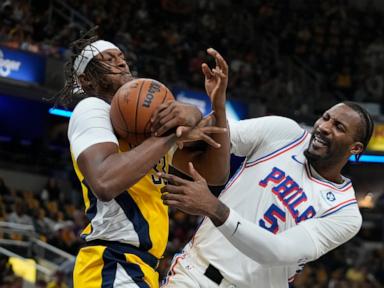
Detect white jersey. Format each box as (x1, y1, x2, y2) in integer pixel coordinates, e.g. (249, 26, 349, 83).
(171, 116, 362, 288)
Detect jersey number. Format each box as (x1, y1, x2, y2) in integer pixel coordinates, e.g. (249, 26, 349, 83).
(152, 156, 167, 185)
(259, 204, 286, 234)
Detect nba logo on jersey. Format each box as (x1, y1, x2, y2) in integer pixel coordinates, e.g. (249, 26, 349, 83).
(326, 191, 336, 201)
(321, 191, 337, 204)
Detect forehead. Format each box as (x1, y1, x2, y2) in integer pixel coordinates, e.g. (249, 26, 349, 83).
(323, 103, 362, 130)
(95, 48, 122, 59)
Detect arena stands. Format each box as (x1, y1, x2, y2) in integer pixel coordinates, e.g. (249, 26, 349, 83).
(0, 0, 384, 287)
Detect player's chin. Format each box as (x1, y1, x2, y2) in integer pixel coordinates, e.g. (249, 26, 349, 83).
(304, 148, 326, 162)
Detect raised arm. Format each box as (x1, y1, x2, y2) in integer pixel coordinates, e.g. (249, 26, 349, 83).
(169, 48, 231, 185)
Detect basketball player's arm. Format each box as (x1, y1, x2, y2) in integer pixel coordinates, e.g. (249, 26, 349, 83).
(159, 166, 362, 266)
(69, 98, 183, 202)
(171, 48, 230, 185)
(77, 135, 178, 201)
(215, 205, 362, 266)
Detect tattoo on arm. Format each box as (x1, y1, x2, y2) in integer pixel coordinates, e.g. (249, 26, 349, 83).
(210, 201, 230, 227)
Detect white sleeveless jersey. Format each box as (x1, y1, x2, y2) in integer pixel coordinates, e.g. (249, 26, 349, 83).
(182, 116, 361, 288)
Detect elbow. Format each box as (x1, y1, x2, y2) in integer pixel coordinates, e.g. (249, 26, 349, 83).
(206, 170, 230, 186)
(90, 180, 114, 202)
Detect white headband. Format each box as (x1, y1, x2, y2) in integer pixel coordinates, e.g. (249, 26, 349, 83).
(73, 40, 120, 76)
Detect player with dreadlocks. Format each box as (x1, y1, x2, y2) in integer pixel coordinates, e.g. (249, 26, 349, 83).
(59, 28, 230, 287)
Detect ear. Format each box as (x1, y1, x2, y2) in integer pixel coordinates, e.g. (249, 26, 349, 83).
(350, 142, 364, 155)
(78, 74, 93, 93)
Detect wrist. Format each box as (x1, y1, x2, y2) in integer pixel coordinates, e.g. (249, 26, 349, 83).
(213, 105, 226, 114)
(207, 199, 230, 226)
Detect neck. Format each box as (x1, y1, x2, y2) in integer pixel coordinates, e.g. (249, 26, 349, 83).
(94, 91, 114, 103)
(309, 159, 345, 184)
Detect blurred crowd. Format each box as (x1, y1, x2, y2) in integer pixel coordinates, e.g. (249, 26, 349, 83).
(1, 0, 384, 116)
(0, 176, 84, 287)
(1, 0, 384, 287)
(1, 174, 384, 287)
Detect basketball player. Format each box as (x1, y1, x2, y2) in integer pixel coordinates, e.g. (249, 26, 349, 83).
(160, 101, 374, 287)
(57, 29, 230, 287)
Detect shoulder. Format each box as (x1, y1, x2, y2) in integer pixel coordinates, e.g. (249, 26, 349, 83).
(72, 97, 110, 115)
(229, 116, 302, 132)
(69, 97, 110, 127)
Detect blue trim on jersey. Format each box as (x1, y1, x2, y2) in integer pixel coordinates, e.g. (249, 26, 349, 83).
(320, 202, 358, 218)
(115, 192, 152, 251)
(246, 131, 307, 165)
(101, 247, 117, 288)
(101, 246, 150, 288)
(86, 240, 159, 269)
(82, 179, 98, 222)
(120, 263, 149, 288)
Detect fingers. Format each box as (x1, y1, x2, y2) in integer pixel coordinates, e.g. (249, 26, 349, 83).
(176, 126, 191, 137)
(207, 48, 228, 75)
(202, 63, 214, 80)
(197, 114, 215, 128)
(151, 101, 171, 123)
(155, 118, 179, 136)
(151, 101, 175, 133)
(158, 172, 188, 186)
(200, 126, 227, 134)
(188, 162, 204, 182)
(199, 133, 221, 148)
(161, 184, 184, 194)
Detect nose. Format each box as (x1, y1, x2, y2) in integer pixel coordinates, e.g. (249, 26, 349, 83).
(318, 120, 332, 134)
(117, 60, 127, 69)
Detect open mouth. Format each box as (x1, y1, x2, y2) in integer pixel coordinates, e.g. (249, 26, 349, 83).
(312, 133, 330, 148)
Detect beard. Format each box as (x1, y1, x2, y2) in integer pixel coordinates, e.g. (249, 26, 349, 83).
(304, 148, 324, 163)
(304, 134, 333, 164)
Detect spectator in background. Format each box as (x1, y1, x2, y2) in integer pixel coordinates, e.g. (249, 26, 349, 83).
(47, 271, 68, 288)
(41, 177, 62, 202)
(0, 177, 10, 197)
(7, 198, 33, 227)
(0, 255, 20, 287)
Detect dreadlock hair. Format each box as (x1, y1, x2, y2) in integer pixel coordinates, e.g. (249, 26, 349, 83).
(54, 26, 115, 108)
(343, 101, 374, 161)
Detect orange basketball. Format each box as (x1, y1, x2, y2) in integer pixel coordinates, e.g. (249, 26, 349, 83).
(110, 78, 175, 145)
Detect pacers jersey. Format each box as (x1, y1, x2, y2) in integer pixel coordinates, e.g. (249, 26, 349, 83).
(180, 116, 362, 288)
(68, 97, 172, 259)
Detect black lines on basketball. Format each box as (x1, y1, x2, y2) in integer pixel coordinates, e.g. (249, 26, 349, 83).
(135, 80, 145, 135)
(110, 78, 175, 145)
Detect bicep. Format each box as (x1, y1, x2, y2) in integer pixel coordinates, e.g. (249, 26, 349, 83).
(77, 142, 119, 182)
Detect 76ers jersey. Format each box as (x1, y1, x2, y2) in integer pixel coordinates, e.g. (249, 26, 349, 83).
(183, 116, 362, 288)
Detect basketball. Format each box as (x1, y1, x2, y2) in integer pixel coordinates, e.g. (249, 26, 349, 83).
(110, 78, 175, 145)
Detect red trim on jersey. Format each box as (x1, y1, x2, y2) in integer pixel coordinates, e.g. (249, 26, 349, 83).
(304, 163, 352, 192)
(245, 131, 309, 168)
(321, 198, 357, 216)
(163, 253, 186, 286)
(220, 160, 247, 195)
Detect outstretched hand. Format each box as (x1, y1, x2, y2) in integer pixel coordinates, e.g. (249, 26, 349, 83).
(202, 48, 228, 108)
(175, 113, 225, 149)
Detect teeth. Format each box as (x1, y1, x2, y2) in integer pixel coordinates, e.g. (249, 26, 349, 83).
(314, 135, 328, 146)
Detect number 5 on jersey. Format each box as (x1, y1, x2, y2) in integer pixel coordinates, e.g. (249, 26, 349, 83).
(259, 204, 286, 234)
